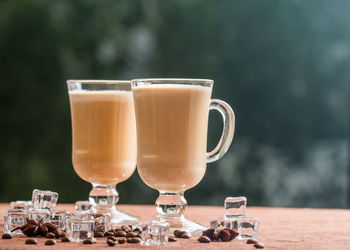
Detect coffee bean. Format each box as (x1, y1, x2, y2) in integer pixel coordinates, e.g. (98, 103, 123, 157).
(219, 229, 231, 242)
(107, 239, 115, 246)
(44, 223, 57, 232)
(127, 237, 141, 243)
(254, 242, 265, 249)
(168, 236, 177, 242)
(121, 225, 131, 232)
(61, 236, 70, 242)
(25, 238, 38, 245)
(107, 235, 116, 241)
(53, 228, 62, 238)
(115, 230, 127, 237)
(82, 238, 93, 244)
(174, 230, 186, 238)
(198, 236, 211, 243)
(181, 233, 190, 239)
(226, 228, 239, 240)
(126, 231, 137, 238)
(45, 239, 56, 245)
(133, 228, 141, 233)
(105, 231, 114, 237)
(94, 231, 105, 237)
(247, 239, 258, 244)
(2, 233, 12, 239)
(118, 238, 126, 244)
(39, 224, 48, 236)
(202, 229, 215, 240)
(46, 232, 56, 238)
(212, 231, 220, 241)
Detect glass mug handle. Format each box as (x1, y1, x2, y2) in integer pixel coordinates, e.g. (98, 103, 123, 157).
(207, 99, 235, 163)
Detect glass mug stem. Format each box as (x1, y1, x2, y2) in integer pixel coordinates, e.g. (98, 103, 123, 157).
(89, 184, 119, 212)
(156, 192, 187, 219)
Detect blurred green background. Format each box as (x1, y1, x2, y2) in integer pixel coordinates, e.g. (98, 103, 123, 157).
(0, 0, 349, 208)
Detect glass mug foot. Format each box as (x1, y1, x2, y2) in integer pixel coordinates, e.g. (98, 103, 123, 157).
(89, 184, 139, 226)
(109, 207, 139, 225)
(160, 217, 207, 237)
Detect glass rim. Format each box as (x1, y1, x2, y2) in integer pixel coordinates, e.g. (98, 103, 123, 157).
(66, 79, 130, 85)
(131, 78, 213, 85)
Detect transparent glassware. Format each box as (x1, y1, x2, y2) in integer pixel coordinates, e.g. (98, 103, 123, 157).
(67, 80, 138, 225)
(131, 78, 235, 236)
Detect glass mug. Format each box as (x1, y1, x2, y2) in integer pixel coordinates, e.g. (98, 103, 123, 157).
(67, 80, 138, 225)
(131, 78, 235, 236)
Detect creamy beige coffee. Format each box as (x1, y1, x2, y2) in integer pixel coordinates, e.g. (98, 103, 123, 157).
(133, 84, 212, 192)
(69, 91, 136, 185)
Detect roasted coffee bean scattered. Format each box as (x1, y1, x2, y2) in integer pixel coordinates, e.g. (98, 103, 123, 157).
(202, 229, 215, 240)
(25, 238, 38, 245)
(247, 239, 258, 244)
(2, 233, 12, 239)
(227, 228, 239, 240)
(219, 229, 231, 242)
(181, 233, 190, 239)
(45, 239, 56, 245)
(118, 238, 126, 244)
(107, 235, 116, 242)
(212, 230, 220, 241)
(61, 236, 70, 242)
(127, 237, 141, 243)
(53, 228, 62, 238)
(94, 231, 105, 237)
(198, 236, 211, 243)
(105, 231, 115, 237)
(168, 236, 177, 242)
(16, 219, 59, 238)
(133, 228, 141, 233)
(46, 232, 55, 238)
(82, 238, 93, 244)
(254, 242, 264, 249)
(174, 230, 186, 238)
(202, 228, 237, 242)
(121, 225, 131, 232)
(115, 230, 127, 237)
(126, 231, 137, 238)
(107, 239, 115, 246)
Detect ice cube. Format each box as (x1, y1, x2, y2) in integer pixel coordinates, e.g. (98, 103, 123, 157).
(27, 209, 50, 222)
(90, 213, 111, 232)
(66, 213, 94, 242)
(237, 217, 259, 240)
(3, 209, 28, 235)
(224, 196, 247, 218)
(141, 220, 169, 246)
(31, 189, 58, 212)
(75, 201, 92, 212)
(210, 217, 239, 230)
(50, 210, 69, 230)
(10, 201, 32, 211)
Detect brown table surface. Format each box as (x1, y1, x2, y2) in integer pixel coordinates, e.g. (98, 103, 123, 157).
(0, 204, 349, 249)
